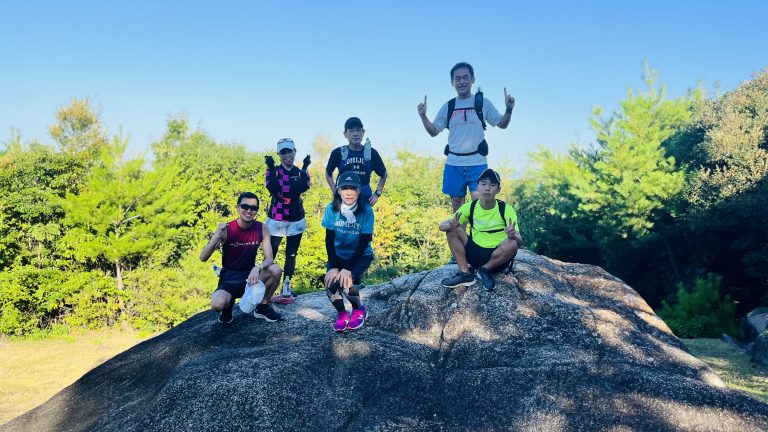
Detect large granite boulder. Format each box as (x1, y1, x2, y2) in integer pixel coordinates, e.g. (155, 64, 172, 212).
(739, 307, 768, 366)
(4, 251, 768, 431)
(740, 307, 768, 343)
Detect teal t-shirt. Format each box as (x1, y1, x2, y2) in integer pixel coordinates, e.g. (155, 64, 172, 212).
(321, 203, 374, 259)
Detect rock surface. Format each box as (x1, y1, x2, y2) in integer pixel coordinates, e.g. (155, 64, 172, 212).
(4, 251, 768, 431)
(740, 307, 768, 343)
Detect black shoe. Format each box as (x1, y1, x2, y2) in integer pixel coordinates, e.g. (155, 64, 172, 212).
(441, 271, 475, 288)
(477, 267, 495, 291)
(218, 304, 233, 324)
(253, 304, 282, 322)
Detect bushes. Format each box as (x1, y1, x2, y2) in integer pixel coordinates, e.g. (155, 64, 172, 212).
(658, 274, 738, 338)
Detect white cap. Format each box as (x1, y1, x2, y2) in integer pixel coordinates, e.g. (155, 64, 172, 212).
(277, 138, 295, 152)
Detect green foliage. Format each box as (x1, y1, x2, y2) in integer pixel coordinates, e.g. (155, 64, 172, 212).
(658, 274, 738, 338)
(49, 97, 109, 156)
(4, 68, 766, 338)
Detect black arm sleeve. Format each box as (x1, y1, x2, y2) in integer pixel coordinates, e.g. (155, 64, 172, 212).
(265, 168, 279, 195)
(325, 229, 340, 269)
(341, 233, 373, 271)
(325, 148, 341, 176)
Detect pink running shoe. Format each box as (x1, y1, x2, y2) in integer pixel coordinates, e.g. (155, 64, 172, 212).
(348, 307, 367, 331)
(333, 311, 349, 333)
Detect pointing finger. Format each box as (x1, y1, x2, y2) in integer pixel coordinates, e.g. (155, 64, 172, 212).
(424, 95, 427, 105)
(504, 87, 508, 98)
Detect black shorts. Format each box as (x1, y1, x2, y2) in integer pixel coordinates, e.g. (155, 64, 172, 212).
(465, 238, 513, 273)
(215, 268, 251, 299)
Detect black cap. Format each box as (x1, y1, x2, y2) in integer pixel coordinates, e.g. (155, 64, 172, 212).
(336, 171, 361, 189)
(477, 168, 501, 185)
(344, 117, 364, 130)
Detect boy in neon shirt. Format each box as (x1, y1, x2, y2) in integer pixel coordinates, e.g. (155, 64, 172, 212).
(439, 169, 523, 290)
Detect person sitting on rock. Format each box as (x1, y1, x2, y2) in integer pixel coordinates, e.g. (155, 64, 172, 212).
(200, 192, 283, 324)
(322, 172, 374, 332)
(438, 168, 523, 291)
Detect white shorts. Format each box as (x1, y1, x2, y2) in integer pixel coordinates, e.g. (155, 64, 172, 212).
(266, 218, 307, 237)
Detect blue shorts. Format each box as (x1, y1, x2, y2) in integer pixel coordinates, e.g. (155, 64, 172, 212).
(442, 164, 488, 197)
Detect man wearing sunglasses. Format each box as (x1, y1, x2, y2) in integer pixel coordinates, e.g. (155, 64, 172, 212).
(200, 192, 283, 323)
(439, 169, 522, 291)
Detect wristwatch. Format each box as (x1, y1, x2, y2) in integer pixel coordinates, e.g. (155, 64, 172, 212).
(374, 190, 383, 197)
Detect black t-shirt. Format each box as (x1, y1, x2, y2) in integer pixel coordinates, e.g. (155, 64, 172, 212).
(325, 146, 387, 187)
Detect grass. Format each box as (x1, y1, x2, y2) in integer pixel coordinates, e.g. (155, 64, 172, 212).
(0, 327, 153, 425)
(682, 338, 768, 403)
(1, 333, 765, 425)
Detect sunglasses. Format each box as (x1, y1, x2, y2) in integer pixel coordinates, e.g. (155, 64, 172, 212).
(238, 204, 259, 211)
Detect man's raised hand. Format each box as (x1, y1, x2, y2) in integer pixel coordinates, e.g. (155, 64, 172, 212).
(417, 95, 428, 117)
(504, 87, 515, 112)
(302, 154, 311, 170)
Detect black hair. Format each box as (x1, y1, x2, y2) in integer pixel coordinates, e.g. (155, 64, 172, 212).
(331, 188, 367, 214)
(450, 62, 475, 80)
(237, 192, 260, 208)
(344, 117, 364, 131)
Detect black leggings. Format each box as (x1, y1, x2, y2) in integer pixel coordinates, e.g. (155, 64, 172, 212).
(326, 282, 362, 313)
(270, 234, 303, 278)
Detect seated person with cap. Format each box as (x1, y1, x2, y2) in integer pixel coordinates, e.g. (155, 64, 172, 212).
(438, 168, 523, 291)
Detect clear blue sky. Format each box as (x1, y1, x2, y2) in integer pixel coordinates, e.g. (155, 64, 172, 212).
(1, 1, 765, 168)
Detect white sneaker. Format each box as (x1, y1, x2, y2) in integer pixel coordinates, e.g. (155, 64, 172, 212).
(281, 277, 294, 297)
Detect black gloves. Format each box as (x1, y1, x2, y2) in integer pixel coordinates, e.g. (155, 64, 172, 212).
(265, 155, 275, 169)
(302, 155, 311, 170)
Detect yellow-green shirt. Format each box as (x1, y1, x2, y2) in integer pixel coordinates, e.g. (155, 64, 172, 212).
(455, 200, 519, 248)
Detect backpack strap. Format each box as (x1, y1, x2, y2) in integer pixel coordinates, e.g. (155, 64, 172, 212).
(469, 199, 508, 238)
(446, 98, 456, 130)
(341, 143, 371, 163)
(475, 90, 486, 130)
(468, 199, 478, 239)
(340, 145, 348, 163)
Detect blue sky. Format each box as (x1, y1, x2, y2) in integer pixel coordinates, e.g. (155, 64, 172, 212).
(1, 1, 766, 168)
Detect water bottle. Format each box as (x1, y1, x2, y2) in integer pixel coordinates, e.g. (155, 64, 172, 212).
(212, 264, 222, 277)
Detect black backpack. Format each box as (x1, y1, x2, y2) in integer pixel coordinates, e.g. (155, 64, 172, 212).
(468, 199, 507, 239)
(444, 90, 488, 157)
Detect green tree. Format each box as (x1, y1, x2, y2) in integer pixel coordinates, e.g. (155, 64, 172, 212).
(49, 97, 109, 156)
(58, 133, 196, 309)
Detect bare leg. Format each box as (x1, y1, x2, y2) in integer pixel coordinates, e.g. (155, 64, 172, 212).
(482, 238, 519, 271)
(259, 264, 283, 304)
(211, 290, 233, 311)
(445, 227, 470, 273)
(450, 196, 465, 213)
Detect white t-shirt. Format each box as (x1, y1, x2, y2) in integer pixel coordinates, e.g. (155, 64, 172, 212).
(433, 95, 502, 166)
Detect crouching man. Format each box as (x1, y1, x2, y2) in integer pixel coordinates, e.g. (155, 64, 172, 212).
(438, 169, 523, 290)
(200, 192, 283, 323)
